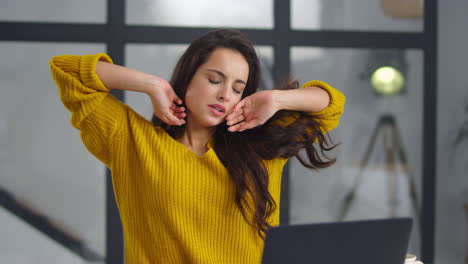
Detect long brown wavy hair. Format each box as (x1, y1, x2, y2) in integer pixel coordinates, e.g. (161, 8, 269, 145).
(152, 29, 338, 238)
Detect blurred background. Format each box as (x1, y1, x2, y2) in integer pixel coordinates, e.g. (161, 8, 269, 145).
(0, 0, 466, 263)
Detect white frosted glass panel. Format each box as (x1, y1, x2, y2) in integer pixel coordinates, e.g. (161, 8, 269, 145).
(125, 44, 274, 120)
(290, 47, 423, 255)
(256, 46, 274, 91)
(125, 44, 188, 120)
(126, 0, 273, 29)
(291, 0, 423, 32)
(0, 42, 106, 258)
(0, 208, 85, 264)
(0, 0, 106, 23)
(436, 0, 468, 263)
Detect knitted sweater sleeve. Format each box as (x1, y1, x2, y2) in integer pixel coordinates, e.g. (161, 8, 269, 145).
(49, 53, 125, 166)
(273, 80, 346, 134)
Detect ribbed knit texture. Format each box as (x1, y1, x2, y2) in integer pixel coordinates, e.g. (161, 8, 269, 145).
(49, 53, 345, 264)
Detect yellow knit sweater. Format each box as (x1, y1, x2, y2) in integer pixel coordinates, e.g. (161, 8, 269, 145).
(49, 53, 345, 263)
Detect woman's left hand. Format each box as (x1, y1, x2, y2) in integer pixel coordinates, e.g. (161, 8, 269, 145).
(226, 90, 280, 132)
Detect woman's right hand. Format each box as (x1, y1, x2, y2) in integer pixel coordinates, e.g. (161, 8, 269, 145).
(96, 61, 185, 126)
(147, 77, 186, 126)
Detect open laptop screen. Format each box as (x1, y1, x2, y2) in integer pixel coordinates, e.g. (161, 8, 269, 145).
(262, 218, 413, 264)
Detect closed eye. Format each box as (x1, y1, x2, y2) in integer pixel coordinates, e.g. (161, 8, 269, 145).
(209, 79, 220, 84)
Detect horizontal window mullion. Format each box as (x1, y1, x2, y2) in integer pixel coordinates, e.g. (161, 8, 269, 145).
(1, 22, 426, 49)
(0, 22, 108, 42)
(289, 31, 425, 49)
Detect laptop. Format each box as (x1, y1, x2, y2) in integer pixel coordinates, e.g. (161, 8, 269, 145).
(262, 217, 413, 264)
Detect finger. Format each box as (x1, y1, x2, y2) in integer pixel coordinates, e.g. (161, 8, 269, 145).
(241, 123, 257, 131)
(236, 121, 259, 132)
(173, 106, 185, 113)
(170, 102, 184, 110)
(164, 112, 184, 126)
(169, 105, 185, 118)
(170, 108, 186, 116)
(226, 115, 244, 126)
(229, 120, 260, 132)
(226, 108, 243, 121)
(226, 113, 236, 122)
(174, 97, 183, 106)
(234, 100, 246, 112)
(174, 112, 186, 119)
(228, 121, 246, 132)
(169, 109, 186, 121)
(160, 115, 174, 126)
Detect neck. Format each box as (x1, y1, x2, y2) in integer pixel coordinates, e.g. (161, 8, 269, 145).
(178, 121, 216, 156)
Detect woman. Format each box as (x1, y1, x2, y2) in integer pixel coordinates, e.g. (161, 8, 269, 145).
(49, 29, 345, 263)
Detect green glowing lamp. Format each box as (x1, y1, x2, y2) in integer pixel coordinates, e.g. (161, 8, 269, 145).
(370, 66, 405, 96)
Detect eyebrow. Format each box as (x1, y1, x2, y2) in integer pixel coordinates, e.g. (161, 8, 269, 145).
(207, 69, 246, 85)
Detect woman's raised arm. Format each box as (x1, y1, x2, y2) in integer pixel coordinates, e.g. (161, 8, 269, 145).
(226, 80, 345, 132)
(49, 53, 186, 165)
(96, 61, 186, 126)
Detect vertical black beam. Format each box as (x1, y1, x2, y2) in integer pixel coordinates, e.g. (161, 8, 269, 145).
(421, 0, 437, 263)
(273, 0, 291, 80)
(106, 0, 125, 263)
(105, 170, 123, 264)
(274, 0, 291, 226)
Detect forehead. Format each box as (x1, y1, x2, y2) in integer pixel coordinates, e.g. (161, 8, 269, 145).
(200, 48, 249, 80)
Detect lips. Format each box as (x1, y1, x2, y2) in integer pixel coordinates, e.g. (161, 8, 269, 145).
(208, 104, 226, 117)
(208, 104, 226, 112)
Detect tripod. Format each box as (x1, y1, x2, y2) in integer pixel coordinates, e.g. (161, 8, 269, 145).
(337, 114, 421, 234)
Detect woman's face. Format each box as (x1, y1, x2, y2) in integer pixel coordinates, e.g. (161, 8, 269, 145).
(184, 47, 249, 128)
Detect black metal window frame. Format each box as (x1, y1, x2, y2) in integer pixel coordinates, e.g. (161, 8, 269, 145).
(0, 0, 437, 263)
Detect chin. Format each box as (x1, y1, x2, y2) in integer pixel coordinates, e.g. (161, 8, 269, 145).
(205, 118, 225, 128)
(191, 115, 225, 128)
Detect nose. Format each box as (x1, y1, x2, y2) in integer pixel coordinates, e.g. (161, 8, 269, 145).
(217, 85, 231, 102)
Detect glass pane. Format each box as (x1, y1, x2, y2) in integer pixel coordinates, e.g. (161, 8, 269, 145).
(256, 46, 274, 91)
(126, 0, 273, 29)
(0, 0, 106, 23)
(291, 0, 423, 32)
(435, 18, 468, 263)
(290, 47, 423, 256)
(125, 44, 274, 120)
(125, 44, 188, 120)
(0, 42, 106, 262)
(0, 209, 85, 264)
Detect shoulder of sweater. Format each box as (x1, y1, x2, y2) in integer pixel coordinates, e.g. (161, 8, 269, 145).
(116, 101, 165, 134)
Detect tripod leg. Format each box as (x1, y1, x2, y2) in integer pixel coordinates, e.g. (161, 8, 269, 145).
(385, 127, 398, 217)
(338, 118, 386, 221)
(392, 123, 422, 238)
